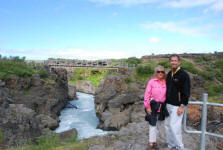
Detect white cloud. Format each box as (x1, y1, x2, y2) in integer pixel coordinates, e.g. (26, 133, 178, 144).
(142, 21, 205, 37)
(90, 0, 223, 12)
(89, 0, 159, 6)
(149, 37, 161, 43)
(164, 0, 223, 12)
(0, 48, 130, 60)
(142, 20, 223, 40)
(164, 0, 216, 8)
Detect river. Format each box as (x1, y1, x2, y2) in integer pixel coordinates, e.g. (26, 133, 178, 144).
(55, 92, 108, 139)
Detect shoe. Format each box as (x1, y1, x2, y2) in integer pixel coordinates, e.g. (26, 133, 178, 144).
(149, 142, 159, 150)
(149, 143, 154, 149)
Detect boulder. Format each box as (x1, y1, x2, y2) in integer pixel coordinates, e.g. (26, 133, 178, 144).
(0, 80, 5, 87)
(57, 128, 78, 142)
(36, 114, 59, 130)
(31, 75, 42, 86)
(99, 109, 131, 130)
(76, 81, 95, 94)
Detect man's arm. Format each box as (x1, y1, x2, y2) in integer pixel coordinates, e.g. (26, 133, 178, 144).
(177, 72, 190, 115)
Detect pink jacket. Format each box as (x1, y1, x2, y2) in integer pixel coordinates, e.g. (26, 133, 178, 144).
(144, 78, 166, 109)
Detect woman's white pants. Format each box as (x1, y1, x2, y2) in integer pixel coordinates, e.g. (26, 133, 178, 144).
(165, 104, 184, 150)
(149, 121, 161, 143)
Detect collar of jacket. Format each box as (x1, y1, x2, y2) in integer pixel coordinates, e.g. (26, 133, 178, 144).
(171, 66, 181, 77)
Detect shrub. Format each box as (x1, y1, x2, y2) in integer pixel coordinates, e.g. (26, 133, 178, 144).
(195, 56, 212, 63)
(208, 84, 223, 96)
(124, 57, 142, 67)
(0, 56, 35, 79)
(158, 60, 170, 69)
(125, 77, 131, 84)
(181, 60, 199, 74)
(136, 64, 153, 75)
(38, 68, 47, 78)
(215, 59, 223, 70)
(216, 70, 223, 83)
(199, 71, 214, 81)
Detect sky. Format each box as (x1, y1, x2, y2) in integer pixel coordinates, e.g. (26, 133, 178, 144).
(0, 0, 223, 60)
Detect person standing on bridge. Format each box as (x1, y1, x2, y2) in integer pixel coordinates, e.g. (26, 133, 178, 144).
(165, 54, 191, 150)
(144, 65, 168, 149)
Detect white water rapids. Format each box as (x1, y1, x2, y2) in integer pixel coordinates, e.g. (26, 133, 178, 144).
(55, 92, 109, 139)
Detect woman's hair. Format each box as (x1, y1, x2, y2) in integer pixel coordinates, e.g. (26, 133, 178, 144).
(154, 65, 166, 79)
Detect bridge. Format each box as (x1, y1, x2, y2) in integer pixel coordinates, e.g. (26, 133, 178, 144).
(44, 60, 135, 72)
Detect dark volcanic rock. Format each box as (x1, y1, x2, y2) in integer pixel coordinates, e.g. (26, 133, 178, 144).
(68, 84, 77, 100)
(95, 75, 142, 130)
(95, 75, 127, 114)
(0, 68, 70, 147)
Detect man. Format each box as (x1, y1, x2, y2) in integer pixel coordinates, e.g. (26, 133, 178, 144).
(165, 54, 191, 150)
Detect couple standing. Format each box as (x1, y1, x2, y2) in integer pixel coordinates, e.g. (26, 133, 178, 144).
(144, 54, 191, 150)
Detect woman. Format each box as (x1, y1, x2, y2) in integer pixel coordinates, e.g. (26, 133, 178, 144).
(144, 65, 167, 149)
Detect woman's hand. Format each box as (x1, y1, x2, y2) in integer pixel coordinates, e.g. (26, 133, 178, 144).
(146, 107, 152, 115)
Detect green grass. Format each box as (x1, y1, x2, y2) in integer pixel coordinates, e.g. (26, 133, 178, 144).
(181, 59, 200, 74)
(208, 97, 223, 104)
(195, 55, 212, 63)
(69, 68, 109, 87)
(0, 56, 35, 79)
(7, 134, 88, 150)
(208, 83, 223, 97)
(215, 58, 223, 70)
(24, 89, 30, 95)
(0, 128, 3, 145)
(0, 56, 48, 80)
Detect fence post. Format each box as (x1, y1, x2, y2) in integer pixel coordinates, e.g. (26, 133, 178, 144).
(200, 93, 208, 150)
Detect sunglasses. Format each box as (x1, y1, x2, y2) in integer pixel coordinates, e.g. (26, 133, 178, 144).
(157, 71, 165, 74)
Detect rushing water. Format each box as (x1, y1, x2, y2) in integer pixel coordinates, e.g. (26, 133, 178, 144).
(55, 92, 108, 139)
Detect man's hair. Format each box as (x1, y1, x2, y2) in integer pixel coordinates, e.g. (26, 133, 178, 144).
(169, 54, 180, 61)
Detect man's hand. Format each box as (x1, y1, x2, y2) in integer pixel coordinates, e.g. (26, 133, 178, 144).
(146, 107, 152, 115)
(177, 106, 184, 115)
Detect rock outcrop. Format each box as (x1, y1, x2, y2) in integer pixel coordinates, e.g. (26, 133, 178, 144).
(94, 75, 144, 130)
(0, 68, 69, 147)
(76, 81, 96, 94)
(68, 84, 77, 100)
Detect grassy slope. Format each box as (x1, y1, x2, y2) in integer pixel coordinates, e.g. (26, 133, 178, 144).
(69, 68, 115, 87)
(0, 56, 47, 79)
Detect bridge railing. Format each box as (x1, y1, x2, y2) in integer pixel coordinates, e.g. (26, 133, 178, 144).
(183, 93, 223, 150)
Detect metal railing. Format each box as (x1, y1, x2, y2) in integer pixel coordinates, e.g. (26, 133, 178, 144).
(183, 93, 223, 150)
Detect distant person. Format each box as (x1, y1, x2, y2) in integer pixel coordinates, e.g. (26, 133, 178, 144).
(144, 65, 168, 149)
(165, 54, 191, 150)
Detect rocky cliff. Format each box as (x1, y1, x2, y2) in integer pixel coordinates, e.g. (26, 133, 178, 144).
(0, 68, 69, 147)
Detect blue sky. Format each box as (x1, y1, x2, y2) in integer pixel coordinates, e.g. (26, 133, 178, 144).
(0, 0, 223, 60)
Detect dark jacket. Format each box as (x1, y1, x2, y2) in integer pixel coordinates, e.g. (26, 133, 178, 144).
(166, 68, 190, 106)
(145, 100, 169, 126)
